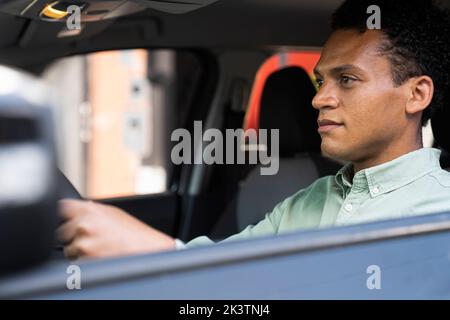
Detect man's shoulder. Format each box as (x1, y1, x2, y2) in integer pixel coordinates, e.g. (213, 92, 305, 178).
(427, 169, 450, 188)
(402, 169, 450, 217)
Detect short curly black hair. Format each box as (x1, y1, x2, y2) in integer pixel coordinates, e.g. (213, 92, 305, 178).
(331, 0, 450, 126)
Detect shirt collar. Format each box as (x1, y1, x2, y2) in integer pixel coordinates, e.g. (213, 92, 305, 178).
(335, 148, 442, 198)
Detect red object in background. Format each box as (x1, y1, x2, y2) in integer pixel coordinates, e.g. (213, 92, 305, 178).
(244, 51, 321, 131)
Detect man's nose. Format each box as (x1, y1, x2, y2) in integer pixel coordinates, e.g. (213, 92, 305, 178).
(312, 84, 339, 110)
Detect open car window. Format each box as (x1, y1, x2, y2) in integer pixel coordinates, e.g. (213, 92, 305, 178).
(0, 0, 449, 303)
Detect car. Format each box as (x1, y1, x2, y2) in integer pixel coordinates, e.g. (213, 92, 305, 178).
(0, 0, 449, 300)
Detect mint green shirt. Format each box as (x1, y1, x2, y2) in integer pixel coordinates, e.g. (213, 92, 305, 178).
(179, 148, 450, 249)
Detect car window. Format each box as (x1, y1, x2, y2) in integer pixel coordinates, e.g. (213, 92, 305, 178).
(42, 49, 203, 199)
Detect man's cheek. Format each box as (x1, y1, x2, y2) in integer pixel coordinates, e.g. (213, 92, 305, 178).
(342, 123, 368, 149)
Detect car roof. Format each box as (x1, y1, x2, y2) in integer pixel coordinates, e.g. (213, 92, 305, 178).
(0, 0, 344, 69)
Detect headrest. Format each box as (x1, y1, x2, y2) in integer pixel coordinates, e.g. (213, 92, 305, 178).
(259, 66, 321, 157)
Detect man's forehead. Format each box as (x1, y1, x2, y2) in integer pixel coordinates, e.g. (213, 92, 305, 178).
(315, 29, 386, 74)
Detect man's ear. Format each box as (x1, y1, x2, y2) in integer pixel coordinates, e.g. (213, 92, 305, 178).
(405, 75, 434, 115)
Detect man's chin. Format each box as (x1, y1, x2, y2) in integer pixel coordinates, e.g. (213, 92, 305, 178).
(320, 142, 350, 162)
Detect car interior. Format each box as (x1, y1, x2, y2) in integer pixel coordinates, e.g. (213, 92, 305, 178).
(0, 0, 450, 284)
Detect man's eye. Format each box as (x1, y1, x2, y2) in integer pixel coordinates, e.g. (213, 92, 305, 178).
(339, 75, 357, 86)
(316, 79, 324, 87)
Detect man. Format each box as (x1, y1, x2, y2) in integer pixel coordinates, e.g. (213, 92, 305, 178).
(57, 0, 450, 259)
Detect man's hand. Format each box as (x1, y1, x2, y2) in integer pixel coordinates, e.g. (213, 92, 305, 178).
(56, 199, 176, 260)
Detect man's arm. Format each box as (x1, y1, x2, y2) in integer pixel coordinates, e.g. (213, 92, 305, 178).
(57, 196, 286, 259)
(57, 184, 304, 259)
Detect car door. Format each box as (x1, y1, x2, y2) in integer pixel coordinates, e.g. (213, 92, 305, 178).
(2, 211, 450, 299)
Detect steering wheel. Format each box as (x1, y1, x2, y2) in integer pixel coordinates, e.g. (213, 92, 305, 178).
(56, 170, 83, 200)
(51, 170, 83, 259)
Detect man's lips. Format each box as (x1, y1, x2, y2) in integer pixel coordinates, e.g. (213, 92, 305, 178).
(317, 119, 343, 133)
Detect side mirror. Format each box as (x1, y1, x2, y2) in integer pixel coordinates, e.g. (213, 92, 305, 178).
(0, 67, 58, 276)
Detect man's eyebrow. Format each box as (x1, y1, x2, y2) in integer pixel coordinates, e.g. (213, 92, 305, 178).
(314, 64, 364, 77)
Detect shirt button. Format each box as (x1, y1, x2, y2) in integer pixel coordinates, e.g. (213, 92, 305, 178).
(344, 203, 353, 212)
(372, 186, 380, 194)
